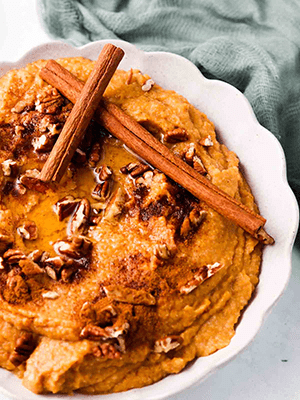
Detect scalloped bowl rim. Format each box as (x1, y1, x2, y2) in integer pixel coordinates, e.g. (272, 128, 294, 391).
(0, 39, 298, 400)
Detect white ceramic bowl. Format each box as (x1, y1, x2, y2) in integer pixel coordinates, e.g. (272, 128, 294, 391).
(0, 40, 298, 400)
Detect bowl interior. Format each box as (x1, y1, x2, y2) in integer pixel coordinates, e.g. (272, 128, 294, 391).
(0, 39, 298, 400)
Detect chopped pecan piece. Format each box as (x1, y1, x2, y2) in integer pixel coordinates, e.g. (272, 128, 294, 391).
(71, 235, 92, 255)
(120, 162, 139, 174)
(180, 209, 207, 238)
(199, 135, 213, 146)
(32, 134, 55, 153)
(9, 332, 36, 367)
(95, 165, 113, 181)
(42, 291, 59, 299)
(19, 259, 44, 276)
(164, 128, 189, 143)
(11, 99, 33, 114)
(43, 256, 64, 280)
(180, 262, 223, 294)
(120, 162, 151, 177)
(19, 169, 49, 194)
(189, 208, 207, 227)
(130, 163, 152, 178)
(91, 181, 110, 201)
(53, 195, 80, 221)
(80, 298, 116, 325)
(80, 325, 107, 340)
(54, 240, 81, 259)
(92, 343, 121, 359)
(135, 170, 154, 188)
(0, 257, 5, 269)
(154, 335, 183, 353)
(48, 123, 62, 137)
(88, 142, 102, 167)
(184, 143, 196, 164)
(17, 221, 38, 240)
(12, 183, 27, 196)
(3, 249, 26, 264)
(193, 155, 206, 174)
(91, 202, 107, 211)
(35, 89, 64, 114)
(141, 79, 155, 92)
(28, 250, 43, 263)
(1, 159, 18, 177)
(69, 199, 90, 236)
(60, 268, 75, 283)
(153, 243, 172, 260)
(102, 188, 125, 223)
(45, 266, 58, 280)
(103, 285, 156, 306)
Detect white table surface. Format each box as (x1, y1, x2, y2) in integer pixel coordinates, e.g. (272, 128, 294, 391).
(0, 1, 300, 399)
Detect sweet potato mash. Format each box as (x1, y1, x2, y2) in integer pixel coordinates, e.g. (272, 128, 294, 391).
(0, 58, 262, 394)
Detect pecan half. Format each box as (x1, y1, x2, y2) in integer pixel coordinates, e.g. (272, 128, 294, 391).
(179, 262, 223, 294)
(103, 285, 156, 306)
(154, 335, 183, 353)
(3, 249, 26, 264)
(53, 195, 80, 221)
(92, 343, 121, 359)
(9, 332, 36, 367)
(1, 159, 18, 177)
(54, 240, 81, 259)
(88, 142, 102, 167)
(17, 221, 38, 240)
(164, 128, 189, 143)
(91, 181, 110, 201)
(120, 162, 151, 177)
(69, 198, 90, 236)
(19, 169, 49, 193)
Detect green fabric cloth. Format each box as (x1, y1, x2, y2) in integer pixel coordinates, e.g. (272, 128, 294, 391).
(39, 0, 300, 201)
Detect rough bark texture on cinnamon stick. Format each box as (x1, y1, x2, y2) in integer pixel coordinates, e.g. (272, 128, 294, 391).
(39, 60, 274, 244)
(39, 44, 124, 182)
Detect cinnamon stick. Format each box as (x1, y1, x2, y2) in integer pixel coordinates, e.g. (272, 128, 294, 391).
(39, 44, 124, 182)
(39, 60, 274, 244)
